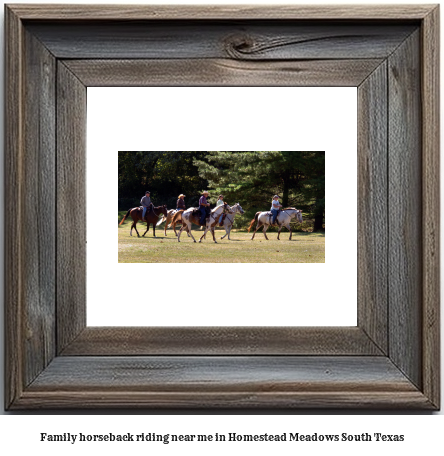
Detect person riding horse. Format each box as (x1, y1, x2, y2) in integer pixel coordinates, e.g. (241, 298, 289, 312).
(199, 191, 211, 225)
(141, 191, 153, 222)
(216, 195, 225, 226)
(176, 194, 186, 211)
(271, 195, 282, 225)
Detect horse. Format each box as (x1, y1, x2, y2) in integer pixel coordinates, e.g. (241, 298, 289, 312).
(158, 209, 184, 236)
(157, 209, 182, 237)
(220, 203, 245, 240)
(119, 205, 168, 237)
(173, 203, 231, 243)
(248, 208, 303, 240)
(201, 203, 245, 240)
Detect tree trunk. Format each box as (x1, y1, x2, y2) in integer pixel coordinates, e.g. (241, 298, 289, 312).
(282, 178, 289, 207)
(313, 196, 324, 232)
(313, 213, 324, 232)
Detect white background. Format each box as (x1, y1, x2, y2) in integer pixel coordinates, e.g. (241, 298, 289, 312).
(87, 87, 357, 326)
(0, 0, 442, 448)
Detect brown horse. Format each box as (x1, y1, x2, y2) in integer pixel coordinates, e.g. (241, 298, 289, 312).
(119, 205, 168, 237)
(158, 209, 188, 236)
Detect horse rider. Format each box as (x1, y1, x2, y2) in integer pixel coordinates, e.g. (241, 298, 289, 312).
(141, 190, 153, 221)
(199, 190, 211, 225)
(271, 194, 282, 225)
(216, 194, 225, 226)
(176, 194, 186, 211)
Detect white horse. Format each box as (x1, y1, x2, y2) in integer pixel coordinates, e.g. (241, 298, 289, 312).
(177, 203, 231, 243)
(202, 203, 245, 240)
(248, 208, 303, 240)
(220, 202, 245, 240)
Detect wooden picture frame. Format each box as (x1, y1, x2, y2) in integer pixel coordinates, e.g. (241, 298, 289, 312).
(5, 4, 440, 409)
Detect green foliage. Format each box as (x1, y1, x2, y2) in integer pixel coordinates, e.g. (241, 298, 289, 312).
(194, 151, 325, 230)
(118, 151, 208, 209)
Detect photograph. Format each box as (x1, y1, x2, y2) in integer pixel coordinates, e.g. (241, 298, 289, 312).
(118, 151, 325, 263)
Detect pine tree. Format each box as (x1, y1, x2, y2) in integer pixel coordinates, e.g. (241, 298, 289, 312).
(194, 151, 325, 231)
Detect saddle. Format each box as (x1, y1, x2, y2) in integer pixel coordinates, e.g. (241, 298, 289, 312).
(267, 210, 281, 226)
(219, 213, 227, 226)
(190, 207, 211, 225)
(139, 205, 152, 221)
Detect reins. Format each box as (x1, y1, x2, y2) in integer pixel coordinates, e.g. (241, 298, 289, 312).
(224, 205, 241, 224)
(152, 207, 166, 218)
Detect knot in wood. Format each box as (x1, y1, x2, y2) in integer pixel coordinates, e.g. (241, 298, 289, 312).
(224, 34, 255, 59)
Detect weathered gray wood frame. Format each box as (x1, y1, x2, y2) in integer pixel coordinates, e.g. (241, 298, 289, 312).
(4, 5, 440, 409)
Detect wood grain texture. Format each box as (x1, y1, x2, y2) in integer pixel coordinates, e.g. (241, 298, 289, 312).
(357, 62, 388, 354)
(4, 4, 24, 410)
(61, 327, 382, 356)
(13, 356, 432, 409)
(388, 30, 422, 389)
(27, 22, 416, 60)
(421, 6, 440, 409)
(63, 58, 384, 87)
(21, 28, 57, 387)
(56, 62, 87, 353)
(7, 4, 435, 20)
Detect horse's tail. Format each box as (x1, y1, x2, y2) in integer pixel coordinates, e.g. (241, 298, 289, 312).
(247, 212, 260, 233)
(156, 215, 166, 226)
(119, 208, 131, 225)
(171, 211, 183, 226)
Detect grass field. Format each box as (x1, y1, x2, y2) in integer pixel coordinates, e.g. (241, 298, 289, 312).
(118, 213, 325, 263)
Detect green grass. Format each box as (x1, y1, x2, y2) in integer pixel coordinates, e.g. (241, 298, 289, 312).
(118, 213, 325, 263)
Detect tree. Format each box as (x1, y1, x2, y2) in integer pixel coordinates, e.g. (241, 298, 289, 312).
(194, 151, 325, 230)
(118, 151, 209, 208)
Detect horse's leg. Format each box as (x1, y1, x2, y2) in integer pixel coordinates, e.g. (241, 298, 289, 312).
(199, 226, 209, 242)
(164, 215, 169, 236)
(221, 226, 228, 239)
(263, 224, 269, 240)
(142, 222, 149, 237)
(211, 227, 217, 243)
(188, 223, 197, 243)
(251, 223, 260, 240)
(277, 224, 283, 240)
(227, 225, 232, 240)
(177, 224, 184, 242)
(251, 222, 263, 240)
(286, 223, 292, 240)
(133, 220, 140, 237)
(202, 226, 216, 243)
(153, 223, 156, 238)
